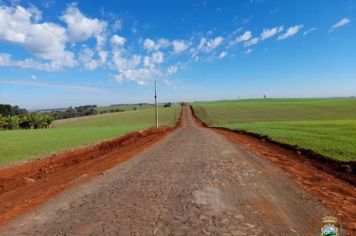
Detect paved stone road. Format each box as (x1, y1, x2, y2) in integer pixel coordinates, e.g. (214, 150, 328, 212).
(1, 107, 329, 235)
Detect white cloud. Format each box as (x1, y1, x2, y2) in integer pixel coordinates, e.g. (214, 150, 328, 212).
(219, 51, 227, 59)
(198, 36, 224, 53)
(303, 27, 317, 36)
(0, 53, 71, 71)
(157, 38, 170, 48)
(98, 50, 108, 63)
(330, 17, 351, 31)
(110, 35, 126, 46)
(245, 48, 252, 54)
(231, 31, 252, 45)
(112, 19, 122, 31)
(197, 38, 207, 50)
(115, 67, 160, 85)
(61, 4, 107, 48)
(143, 38, 170, 51)
(243, 37, 259, 47)
(79, 48, 100, 70)
(277, 24, 304, 40)
(167, 66, 178, 75)
(0, 5, 76, 68)
(260, 26, 283, 40)
(143, 51, 164, 68)
(143, 38, 157, 51)
(112, 48, 141, 71)
(112, 47, 162, 85)
(151, 51, 164, 64)
(172, 40, 189, 53)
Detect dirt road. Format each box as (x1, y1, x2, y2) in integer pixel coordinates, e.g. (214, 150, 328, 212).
(1, 107, 331, 235)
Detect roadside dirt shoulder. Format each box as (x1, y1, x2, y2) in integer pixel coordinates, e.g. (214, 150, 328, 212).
(0, 118, 181, 225)
(190, 106, 356, 233)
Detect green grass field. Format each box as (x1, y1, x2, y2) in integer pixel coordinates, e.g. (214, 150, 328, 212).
(96, 103, 156, 113)
(192, 98, 356, 162)
(0, 107, 180, 166)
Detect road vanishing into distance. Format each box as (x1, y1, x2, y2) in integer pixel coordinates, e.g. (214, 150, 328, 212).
(1, 107, 329, 235)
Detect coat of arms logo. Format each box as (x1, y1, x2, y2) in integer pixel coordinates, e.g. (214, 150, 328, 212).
(321, 216, 339, 236)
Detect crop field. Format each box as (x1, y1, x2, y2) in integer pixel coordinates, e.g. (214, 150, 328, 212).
(0, 107, 180, 166)
(192, 98, 356, 162)
(96, 103, 156, 113)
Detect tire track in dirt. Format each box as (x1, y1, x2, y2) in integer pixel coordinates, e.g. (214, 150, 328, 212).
(0, 106, 338, 235)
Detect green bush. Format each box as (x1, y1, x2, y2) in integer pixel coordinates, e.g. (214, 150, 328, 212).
(0, 114, 54, 130)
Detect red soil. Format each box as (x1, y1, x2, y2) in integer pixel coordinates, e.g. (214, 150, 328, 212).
(214, 129, 356, 234)
(190, 106, 355, 234)
(0, 120, 180, 225)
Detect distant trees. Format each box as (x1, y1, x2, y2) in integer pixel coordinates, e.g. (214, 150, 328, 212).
(0, 104, 53, 130)
(0, 104, 28, 116)
(99, 108, 124, 114)
(0, 114, 54, 130)
(163, 103, 172, 107)
(49, 105, 97, 120)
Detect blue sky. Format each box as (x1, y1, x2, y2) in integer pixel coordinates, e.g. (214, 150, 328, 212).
(0, 0, 355, 109)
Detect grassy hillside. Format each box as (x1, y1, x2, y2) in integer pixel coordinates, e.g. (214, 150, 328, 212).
(56, 107, 179, 128)
(193, 98, 356, 162)
(0, 107, 180, 166)
(96, 103, 155, 113)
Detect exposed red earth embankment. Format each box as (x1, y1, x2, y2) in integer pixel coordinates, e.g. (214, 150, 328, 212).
(0, 114, 182, 225)
(190, 106, 356, 234)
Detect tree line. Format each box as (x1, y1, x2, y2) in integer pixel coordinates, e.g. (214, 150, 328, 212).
(0, 104, 53, 130)
(49, 105, 98, 120)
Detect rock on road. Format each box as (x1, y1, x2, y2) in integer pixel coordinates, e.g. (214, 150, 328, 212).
(1, 107, 329, 235)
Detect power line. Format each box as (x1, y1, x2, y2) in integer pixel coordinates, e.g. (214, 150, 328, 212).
(0, 0, 67, 42)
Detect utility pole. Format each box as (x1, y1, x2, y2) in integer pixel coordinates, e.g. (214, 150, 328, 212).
(154, 79, 159, 128)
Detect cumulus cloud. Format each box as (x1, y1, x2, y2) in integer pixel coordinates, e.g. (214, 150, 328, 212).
(110, 35, 126, 46)
(61, 4, 107, 48)
(243, 37, 259, 47)
(0, 53, 71, 71)
(330, 17, 351, 31)
(231, 31, 252, 45)
(112, 19, 122, 31)
(219, 51, 227, 59)
(198, 36, 224, 52)
(79, 47, 103, 70)
(143, 38, 170, 51)
(167, 66, 178, 74)
(143, 38, 157, 51)
(277, 24, 303, 40)
(0, 4, 76, 69)
(143, 51, 164, 68)
(98, 50, 108, 63)
(260, 26, 283, 40)
(172, 40, 189, 53)
(112, 44, 164, 85)
(115, 67, 160, 85)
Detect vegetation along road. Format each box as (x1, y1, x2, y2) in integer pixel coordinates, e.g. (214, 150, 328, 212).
(0, 106, 180, 166)
(2, 106, 352, 235)
(193, 98, 356, 162)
